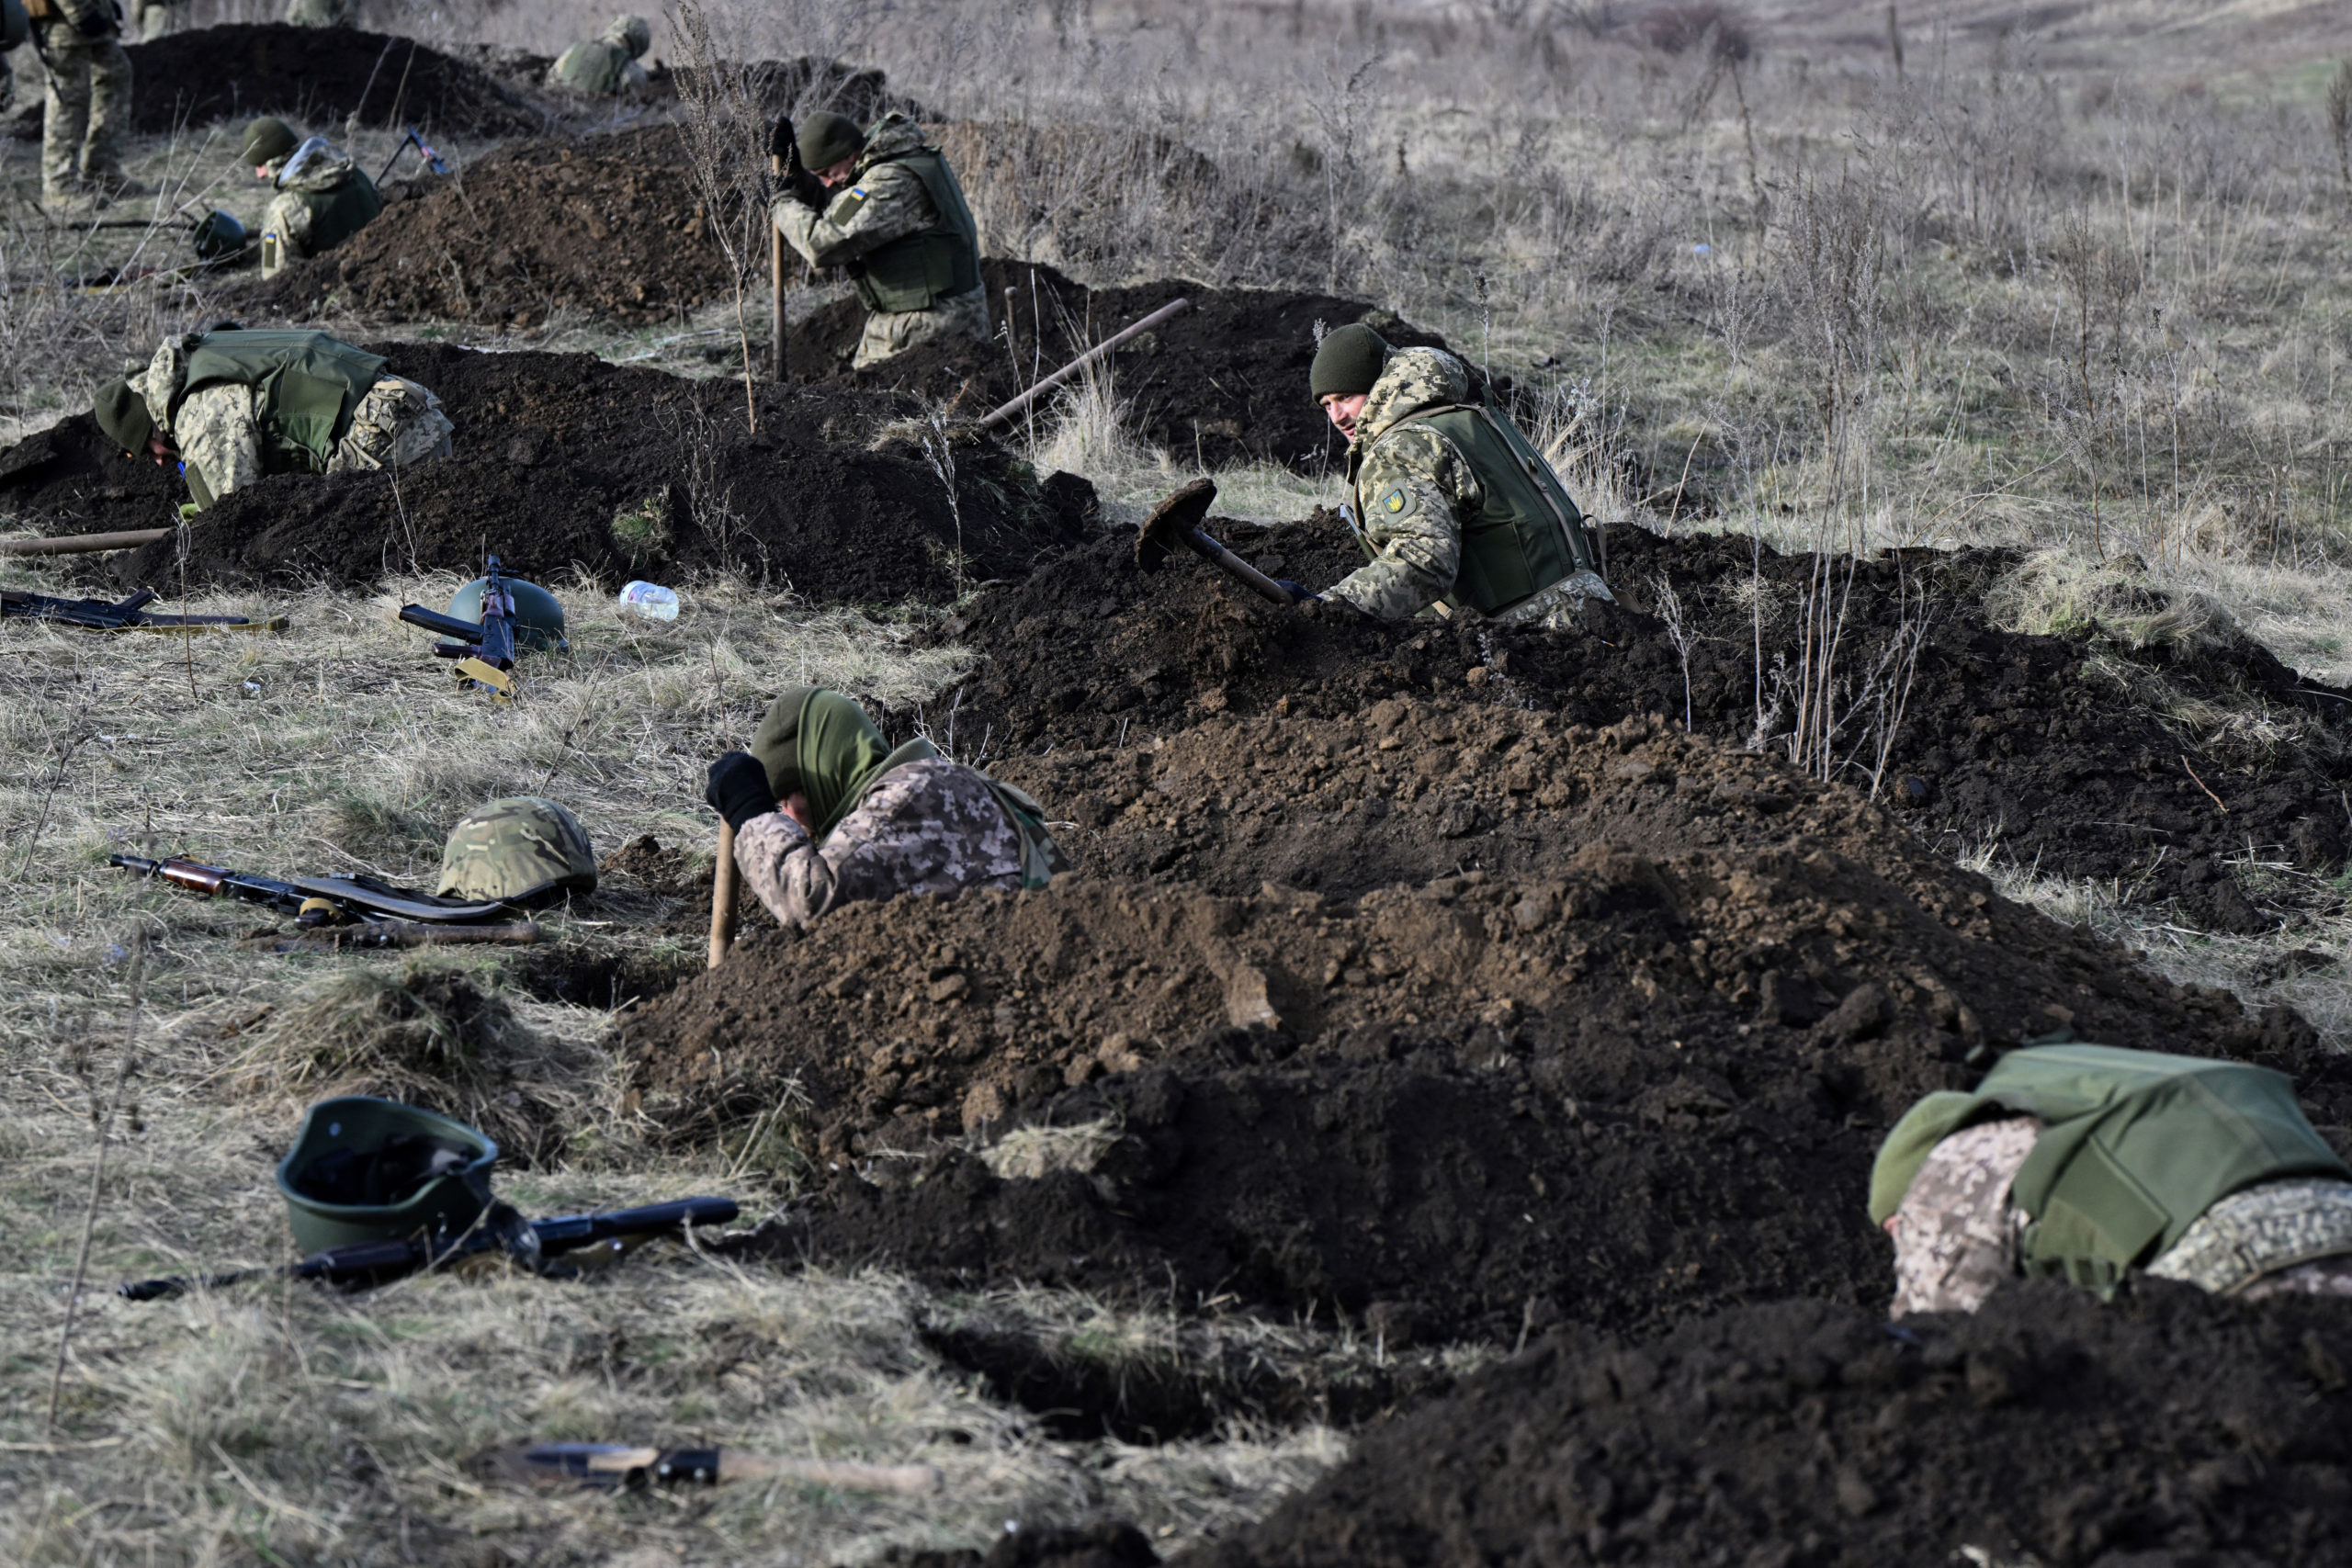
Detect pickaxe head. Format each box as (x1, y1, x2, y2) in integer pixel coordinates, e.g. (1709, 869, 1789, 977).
(1134, 478, 1217, 573)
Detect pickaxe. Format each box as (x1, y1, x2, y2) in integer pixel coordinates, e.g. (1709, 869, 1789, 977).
(1134, 479, 1296, 606)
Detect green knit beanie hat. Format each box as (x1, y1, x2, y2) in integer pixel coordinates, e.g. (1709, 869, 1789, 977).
(1309, 323, 1391, 401)
(795, 111, 865, 173)
(93, 379, 154, 457)
(241, 116, 300, 167)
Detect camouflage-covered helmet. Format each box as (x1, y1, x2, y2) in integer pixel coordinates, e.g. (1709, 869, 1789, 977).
(603, 12, 651, 57)
(436, 796, 598, 907)
(241, 115, 300, 168)
(448, 575, 568, 653)
(277, 1095, 498, 1252)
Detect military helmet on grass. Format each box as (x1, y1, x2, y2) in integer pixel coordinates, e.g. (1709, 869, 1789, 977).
(277, 1095, 497, 1252)
(435, 796, 599, 907)
(447, 574, 568, 652)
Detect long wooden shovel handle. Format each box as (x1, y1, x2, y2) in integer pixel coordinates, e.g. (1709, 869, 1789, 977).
(770, 153, 788, 381)
(708, 821, 738, 968)
(1184, 527, 1296, 606)
(723, 1454, 944, 1493)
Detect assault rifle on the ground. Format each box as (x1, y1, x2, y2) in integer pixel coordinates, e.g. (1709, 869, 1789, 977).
(3, 586, 283, 632)
(376, 123, 452, 186)
(110, 853, 519, 926)
(474, 1441, 942, 1495)
(397, 554, 518, 699)
(117, 1196, 741, 1302)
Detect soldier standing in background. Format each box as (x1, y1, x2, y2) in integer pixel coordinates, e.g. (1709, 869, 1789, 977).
(283, 0, 348, 26)
(23, 0, 136, 209)
(547, 13, 653, 97)
(241, 116, 384, 277)
(771, 110, 988, 369)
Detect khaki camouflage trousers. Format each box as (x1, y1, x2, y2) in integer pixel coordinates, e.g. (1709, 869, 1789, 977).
(132, 0, 175, 39)
(36, 19, 133, 195)
(854, 286, 990, 369)
(1490, 569, 1617, 631)
(328, 377, 456, 475)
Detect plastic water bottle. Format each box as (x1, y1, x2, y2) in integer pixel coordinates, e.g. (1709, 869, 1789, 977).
(617, 581, 679, 621)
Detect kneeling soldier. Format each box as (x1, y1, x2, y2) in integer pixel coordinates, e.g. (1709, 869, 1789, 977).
(771, 110, 987, 369)
(703, 686, 1066, 929)
(1307, 322, 1611, 626)
(547, 14, 652, 97)
(93, 328, 455, 512)
(1873, 1042, 2352, 1313)
(242, 116, 384, 278)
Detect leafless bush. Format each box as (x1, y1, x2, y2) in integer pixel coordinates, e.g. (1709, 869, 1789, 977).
(1638, 2, 1753, 62)
(667, 0, 767, 429)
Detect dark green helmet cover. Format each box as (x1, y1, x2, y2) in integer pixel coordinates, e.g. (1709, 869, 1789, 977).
(448, 574, 568, 652)
(796, 111, 866, 172)
(242, 116, 300, 168)
(277, 1096, 498, 1253)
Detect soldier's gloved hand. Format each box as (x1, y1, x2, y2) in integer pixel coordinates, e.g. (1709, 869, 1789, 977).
(705, 751, 777, 830)
(1274, 580, 1319, 604)
(769, 115, 796, 162)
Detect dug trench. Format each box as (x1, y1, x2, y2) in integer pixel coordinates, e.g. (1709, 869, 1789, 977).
(0, 342, 1095, 598)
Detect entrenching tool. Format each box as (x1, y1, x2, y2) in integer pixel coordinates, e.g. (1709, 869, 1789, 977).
(1134, 479, 1296, 607)
(0, 528, 174, 558)
(708, 820, 739, 968)
(474, 1443, 943, 1495)
(375, 123, 450, 186)
(977, 298, 1193, 434)
(4, 586, 284, 632)
(769, 116, 792, 382)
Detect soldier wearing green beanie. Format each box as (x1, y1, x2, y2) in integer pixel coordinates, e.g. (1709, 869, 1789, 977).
(243, 117, 383, 278)
(771, 109, 988, 369)
(702, 686, 1066, 930)
(1306, 320, 1611, 626)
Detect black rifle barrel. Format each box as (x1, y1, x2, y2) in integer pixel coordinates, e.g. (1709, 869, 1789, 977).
(110, 853, 311, 914)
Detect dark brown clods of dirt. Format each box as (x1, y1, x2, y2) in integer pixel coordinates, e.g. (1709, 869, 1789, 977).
(788, 259, 1458, 472)
(0, 344, 1090, 599)
(123, 24, 548, 138)
(636, 706, 2349, 1346)
(935, 517, 2352, 921)
(1186, 1280, 2352, 1568)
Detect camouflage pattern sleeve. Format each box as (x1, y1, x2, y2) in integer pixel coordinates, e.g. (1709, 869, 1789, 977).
(1886, 1114, 2041, 1316)
(731, 758, 1025, 929)
(171, 383, 266, 502)
(262, 188, 315, 268)
(1324, 425, 1477, 620)
(772, 162, 935, 272)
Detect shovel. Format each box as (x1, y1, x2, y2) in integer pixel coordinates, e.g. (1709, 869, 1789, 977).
(1134, 479, 1295, 607)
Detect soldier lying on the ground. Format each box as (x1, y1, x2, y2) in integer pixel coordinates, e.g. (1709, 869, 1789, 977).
(702, 686, 1067, 930)
(241, 116, 383, 277)
(771, 110, 987, 369)
(92, 328, 455, 512)
(1872, 1042, 2352, 1313)
(1306, 322, 1611, 626)
(547, 13, 652, 97)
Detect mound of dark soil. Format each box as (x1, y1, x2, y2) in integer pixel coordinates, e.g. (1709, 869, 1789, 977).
(0, 344, 1090, 598)
(1187, 1280, 2352, 1568)
(787, 258, 1457, 472)
(123, 24, 547, 138)
(638, 710, 2346, 1345)
(243, 127, 730, 328)
(937, 517, 2352, 924)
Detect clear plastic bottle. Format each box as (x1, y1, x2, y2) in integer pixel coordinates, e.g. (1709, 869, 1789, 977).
(617, 581, 679, 621)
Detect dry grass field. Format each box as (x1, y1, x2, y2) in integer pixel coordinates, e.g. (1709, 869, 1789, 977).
(6, 0, 2352, 1562)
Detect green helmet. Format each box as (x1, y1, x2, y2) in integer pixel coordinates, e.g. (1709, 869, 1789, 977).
(192, 209, 246, 260)
(436, 796, 599, 907)
(448, 574, 568, 652)
(241, 115, 300, 168)
(277, 1095, 497, 1253)
(603, 12, 651, 56)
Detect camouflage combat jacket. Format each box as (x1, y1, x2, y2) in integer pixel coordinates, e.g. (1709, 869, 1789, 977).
(1327, 348, 1484, 620)
(732, 756, 1026, 929)
(260, 139, 382, 277)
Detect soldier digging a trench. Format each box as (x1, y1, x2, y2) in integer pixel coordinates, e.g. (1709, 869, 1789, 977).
(1873, 1042, 2352, 1314)
(547, 13, 653, 97)
(241, 116, 384, 278)
(771, 110, 989, 369)
(1306, 322, 1612, 626)
(22, 0, 138, 209)
(91, 327, 455, 513)
(702, 686, 1067, 930)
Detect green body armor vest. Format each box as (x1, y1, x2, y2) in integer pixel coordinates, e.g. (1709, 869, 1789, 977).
(1351, 401, 1602, 617)
(1871, 1043, 2352, 1295)
(294, 168, 383, 258)
(173, 330, 388, 508)
(550, 38, 628, 94)
(846, 147, 981, 315)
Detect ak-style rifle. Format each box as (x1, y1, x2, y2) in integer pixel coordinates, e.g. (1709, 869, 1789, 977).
(109, 853, 516, 926)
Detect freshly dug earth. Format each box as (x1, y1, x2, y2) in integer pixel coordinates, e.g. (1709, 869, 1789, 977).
(0, 344, 1091, 598)
(938, 517, 2352, 923)
(119, 24, 547, 138)
(786, 258, 1459, 472)
(1186, 1280, 2352, 1568)
(243, 128, 733, 328)
(634, 709, 2347, 1346)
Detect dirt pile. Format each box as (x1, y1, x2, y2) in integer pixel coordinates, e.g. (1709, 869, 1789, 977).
(633, 708, 2345, 1345)
(786, 259, 1457, 472)
(1186, 1280, 2352, 1568)
(243, 127, 731, 328)
(119, 24, 547, 138)
(0, 344, 1091, 598)
(936, 517, 2352, 923)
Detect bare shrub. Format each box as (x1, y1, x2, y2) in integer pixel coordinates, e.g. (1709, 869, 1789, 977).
(666, 0, 768, 429)
(1638, 2, 1754, 62)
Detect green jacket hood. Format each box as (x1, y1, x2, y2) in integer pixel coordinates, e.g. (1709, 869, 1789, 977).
(856, 112, 933, 171)
(1356, 346, 1469, 450)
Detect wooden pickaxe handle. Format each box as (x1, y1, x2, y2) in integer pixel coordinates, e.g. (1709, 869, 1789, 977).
(1183, 527, 1296, 606)
(708, 822, 739, 968)
(770, 154, 787, 381)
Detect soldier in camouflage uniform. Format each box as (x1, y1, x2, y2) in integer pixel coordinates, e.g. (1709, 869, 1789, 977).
(704, 686, 1066, 931)
(1308, 322, 1611, 625)
(1, 0, 24, 119)
(242, 117, 383, 277)
(772, 110, 989, 369)
(1874, 1043, 2352, 1315)
(92, 328, 454, 513)
(547, 13, 652, 96)
(283, 0, 347, 26)
(25, 0, 136, 208)
(435, 797, 600, 908)
(129, 0, 172, 40)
